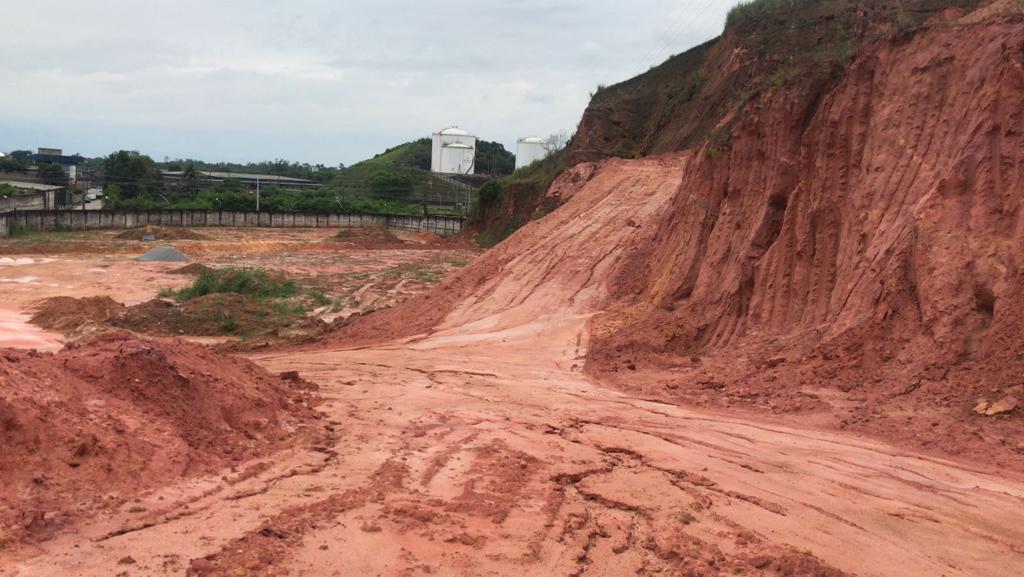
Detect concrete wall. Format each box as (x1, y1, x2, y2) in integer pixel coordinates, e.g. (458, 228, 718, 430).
(0, 210, 464, 238)
(0, 191, 55, 213)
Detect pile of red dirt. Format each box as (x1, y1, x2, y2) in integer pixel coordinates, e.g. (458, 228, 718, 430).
(115, 225, 209, 241)
(30, 296, 126, 333)
(170, 262, 215, 276)
(329, 226, 405, 248)
(0, 331, 320, 545)
(29, 293, 321, 345)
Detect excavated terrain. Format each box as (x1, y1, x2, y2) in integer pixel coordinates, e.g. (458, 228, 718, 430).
(2, 2, 1023, 576)
(4, 155, 1021, 577)
(582, 3, 1024, 469)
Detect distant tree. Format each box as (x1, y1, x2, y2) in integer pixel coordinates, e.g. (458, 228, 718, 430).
(37, 163, 68, 187)
(369, 171, 413, 197)
(0, 157, 28, 172)
(214, 178, 245, 193)
(475, 141, 515, 176)
(103, 150, 163, 199)
(544, 131, 572, 156)
(477, 180, 504, 208)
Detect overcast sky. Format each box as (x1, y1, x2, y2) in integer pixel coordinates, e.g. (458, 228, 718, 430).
(0, 0, 734, 166)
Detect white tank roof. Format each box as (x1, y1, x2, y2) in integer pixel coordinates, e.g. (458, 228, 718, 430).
(519, 137, 544, 144)
(439, 127, 471, 136)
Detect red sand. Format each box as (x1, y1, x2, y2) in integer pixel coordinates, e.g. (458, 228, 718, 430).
(0, 332, 321, 546)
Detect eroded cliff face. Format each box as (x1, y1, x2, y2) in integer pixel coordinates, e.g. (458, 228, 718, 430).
(583, 4, 1024, 461)
(335, 1, 1024, 467)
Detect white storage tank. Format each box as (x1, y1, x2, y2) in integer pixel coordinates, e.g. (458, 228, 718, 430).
(515, 137, 546, 169)
(431, 127, 477, 175)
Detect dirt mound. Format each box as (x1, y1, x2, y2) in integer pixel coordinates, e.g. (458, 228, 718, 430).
(0, 331, 320, 544)
(137, 246, 190, 262)
(116, 225, 209, 241)
(113, 293, 316, 339)
(170, 262, 215, 276)
(30, 296, 125, 332)
(330, 226, 404, 248)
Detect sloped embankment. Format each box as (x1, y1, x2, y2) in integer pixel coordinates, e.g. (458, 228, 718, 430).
(337, 1, 1024, 469)
(580, 4, 1024, 465)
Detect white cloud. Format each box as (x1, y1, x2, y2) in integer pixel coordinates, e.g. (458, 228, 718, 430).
(0, 0, 736, 165)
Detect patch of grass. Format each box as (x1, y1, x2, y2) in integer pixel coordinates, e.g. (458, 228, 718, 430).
(218, 314, 238, 333)
(386, 262, 445, 284)
(307, 289, 331, 307)
(168, 267, 299, 302)
(272, 300, 307, 316)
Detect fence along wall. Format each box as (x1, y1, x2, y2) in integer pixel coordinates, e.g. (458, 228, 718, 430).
(0, 210, 464, 238)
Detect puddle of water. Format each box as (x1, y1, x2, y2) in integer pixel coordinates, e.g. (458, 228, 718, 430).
(0, 309, 64, 351)
(0, 257, 55, 266)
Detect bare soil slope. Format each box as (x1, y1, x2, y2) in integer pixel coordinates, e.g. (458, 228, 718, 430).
(581, 6, 1024, 467)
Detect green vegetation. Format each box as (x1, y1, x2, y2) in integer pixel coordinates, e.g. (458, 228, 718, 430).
(104, 177, 439, 216)
(160, 158, 344, 184)
(0, 157, 28, 172)
(37, 163, 68, 187)
(471, 147, 568, 248)
(725, 0, 818, 28)
(581, 0, 985, 165)
(104, 150, 163, 200)
(166, 267, 299, 302)
(476, 140, 516, 175)
(0, 183, 17, 198)
(96, 137, 513, 218)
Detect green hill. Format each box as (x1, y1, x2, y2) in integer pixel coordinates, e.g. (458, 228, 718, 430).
(326, 137, 515, 207)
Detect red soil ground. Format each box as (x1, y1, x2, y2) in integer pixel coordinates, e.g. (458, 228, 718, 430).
(2, 4, 1023, 577)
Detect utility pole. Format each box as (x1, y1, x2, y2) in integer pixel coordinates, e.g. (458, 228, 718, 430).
(256, 178, 260, 212)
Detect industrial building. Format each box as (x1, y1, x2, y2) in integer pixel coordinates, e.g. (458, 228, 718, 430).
(160, 170, 319, 190)
(515, 137, 546, 169)
(431, 127, 477, 175)
(10, 148, 84, 182)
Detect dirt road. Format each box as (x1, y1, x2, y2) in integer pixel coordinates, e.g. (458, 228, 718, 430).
(4, 157, 1022, 576)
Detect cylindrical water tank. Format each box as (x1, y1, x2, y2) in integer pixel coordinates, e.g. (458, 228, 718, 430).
(432, 127, 477, 174)
(515, 137, 546, 169)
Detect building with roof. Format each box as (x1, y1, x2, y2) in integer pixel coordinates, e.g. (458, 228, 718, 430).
(11, 148, 85, 181)
(431, 127, 477, 175)
(160, 170, 320, 189)
(0, 180, 66, 212)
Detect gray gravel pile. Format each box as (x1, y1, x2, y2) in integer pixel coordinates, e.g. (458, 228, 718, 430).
(136, 246, 190, 262)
